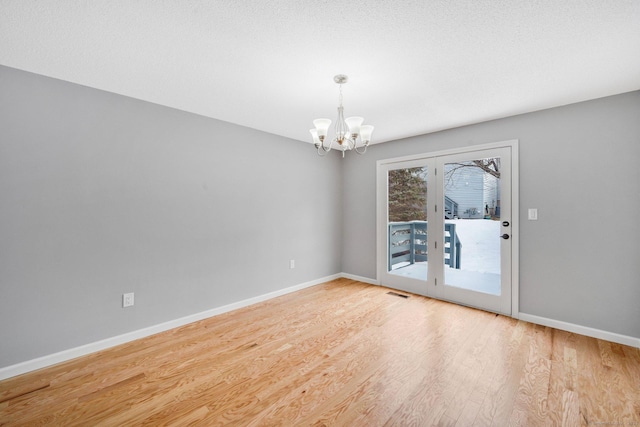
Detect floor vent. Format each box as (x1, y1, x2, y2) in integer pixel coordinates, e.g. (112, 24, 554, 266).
(387, 291, 409, 299)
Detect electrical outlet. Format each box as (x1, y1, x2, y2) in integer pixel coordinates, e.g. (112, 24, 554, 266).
(289, 259, 295, 269)
(123, 292, 135, 308)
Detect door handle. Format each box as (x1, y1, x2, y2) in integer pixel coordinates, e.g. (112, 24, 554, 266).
(500, 234, 510, 239)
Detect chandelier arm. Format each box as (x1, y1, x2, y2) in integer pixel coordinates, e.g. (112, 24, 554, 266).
(317, 141, 334, 155)
(354, 143, 368, 155)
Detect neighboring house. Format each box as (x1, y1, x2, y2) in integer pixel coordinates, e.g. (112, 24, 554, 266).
(444, 163, 500, 219)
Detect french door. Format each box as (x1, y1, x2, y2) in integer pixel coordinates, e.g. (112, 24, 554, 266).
(377, 141, 518, 315)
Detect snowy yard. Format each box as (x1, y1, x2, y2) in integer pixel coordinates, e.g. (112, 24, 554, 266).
(390, 219, 502, 295)
(446, 219, 500, 274)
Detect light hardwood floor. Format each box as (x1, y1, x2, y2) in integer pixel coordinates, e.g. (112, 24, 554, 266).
(1, 278, 639, 426)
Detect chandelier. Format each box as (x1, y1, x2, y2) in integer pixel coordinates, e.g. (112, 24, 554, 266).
(310, 74, 374, 157)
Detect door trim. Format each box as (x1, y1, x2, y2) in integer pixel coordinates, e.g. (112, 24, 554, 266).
(376, 139, 519, 318)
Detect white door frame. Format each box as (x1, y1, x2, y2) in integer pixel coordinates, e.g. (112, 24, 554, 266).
(376, 139, 519, 318)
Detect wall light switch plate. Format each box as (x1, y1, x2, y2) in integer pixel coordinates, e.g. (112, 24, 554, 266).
(528, 208, 538, 220)
(289, 259, 295, 269)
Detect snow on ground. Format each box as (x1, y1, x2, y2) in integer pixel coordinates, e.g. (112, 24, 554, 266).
(446, 219, 500, 274)
(390, 219, 502, 295)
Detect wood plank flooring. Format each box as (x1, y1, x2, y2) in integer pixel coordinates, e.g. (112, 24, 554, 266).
(1, 278, 639, 426)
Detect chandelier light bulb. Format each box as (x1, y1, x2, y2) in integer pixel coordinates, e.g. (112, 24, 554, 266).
(359, 125, 374, 144)
(345, 116, 364, 137)
(312, 119, 331, 140)
(309, 129, 321, 146)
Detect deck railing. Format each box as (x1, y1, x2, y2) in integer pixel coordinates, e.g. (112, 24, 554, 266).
(388, 221, 462, 270)
(444, 196, 459, 219)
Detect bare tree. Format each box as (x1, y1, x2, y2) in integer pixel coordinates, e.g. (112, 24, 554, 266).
(446, 158, 500, 180)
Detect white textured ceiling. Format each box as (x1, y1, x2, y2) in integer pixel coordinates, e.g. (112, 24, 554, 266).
(1, 1, 640, 144)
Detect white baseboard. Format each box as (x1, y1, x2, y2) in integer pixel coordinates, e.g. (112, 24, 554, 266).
(519, 313, 640, 348)
(0, 273, 341, 381)
(340, 273, 379, 286)
(8, 276, 635, 381)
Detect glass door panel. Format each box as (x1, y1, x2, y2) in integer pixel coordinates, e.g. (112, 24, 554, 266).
(436, 147, 512, 315)
(443, 157, 502, 295)
(378, 159, 434, 297)
(387, 166, 428, 281)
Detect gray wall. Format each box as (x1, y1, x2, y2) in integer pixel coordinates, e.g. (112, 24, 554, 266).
(1, 64, 638, 371)
(342, 91, 640, 339)
(0, 66, 343, 368)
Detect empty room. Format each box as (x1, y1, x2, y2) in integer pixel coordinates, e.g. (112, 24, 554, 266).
(1, 1, 639, 425)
